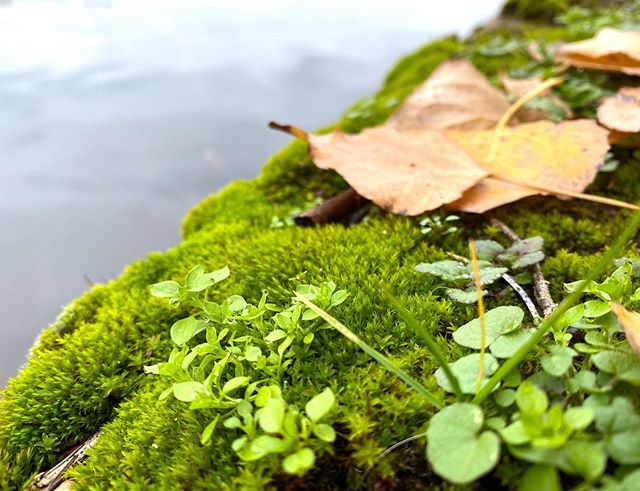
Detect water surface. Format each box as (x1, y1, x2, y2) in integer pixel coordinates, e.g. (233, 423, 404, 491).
(0, 0, 503, 386)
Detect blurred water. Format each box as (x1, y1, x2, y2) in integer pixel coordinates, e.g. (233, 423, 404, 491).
(0, 0, 503, 387)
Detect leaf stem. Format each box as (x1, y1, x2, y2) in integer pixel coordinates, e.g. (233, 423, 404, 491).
(469, 239, 486, 396)
(473, 211, 640, 404)
(488, 77, 563, 162)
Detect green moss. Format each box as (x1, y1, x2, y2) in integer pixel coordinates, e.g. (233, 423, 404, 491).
(2, 2, 640, 489)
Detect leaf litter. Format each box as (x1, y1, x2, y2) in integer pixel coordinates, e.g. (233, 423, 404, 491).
(271, 44, 640, 216)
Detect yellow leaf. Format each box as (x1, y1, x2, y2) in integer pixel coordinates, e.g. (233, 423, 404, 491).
(300, 126, 488, 215)
(556, 28, 640, 76)
(447, 119, 609, 193)
(387, 59, 510, 131)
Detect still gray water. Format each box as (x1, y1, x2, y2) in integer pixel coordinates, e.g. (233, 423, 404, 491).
(0, 0, 503, 387)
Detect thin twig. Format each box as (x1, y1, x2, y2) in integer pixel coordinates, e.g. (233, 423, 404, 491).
(446, 252, 539, 319)
(501, 273, 540, 319)
(27, 432, 102, 491)
(534, 269, 557, 318)
(379, 432, 427, 459)
(294, 187, 370, 226)
(490, 217, 557, 318)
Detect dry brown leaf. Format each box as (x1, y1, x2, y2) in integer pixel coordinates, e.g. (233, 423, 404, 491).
(445, 119, 610, 211)
(302, 126, 487, 215)
(556, 28, 640, 76)
(499, 74, 572, 122)
(611, 303, 640, 357)
(597, 86, 640, 133)
(387, 59, 510, 131)
(445, 177, 540, 213)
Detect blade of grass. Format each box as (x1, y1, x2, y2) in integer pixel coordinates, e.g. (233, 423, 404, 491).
(294, 294, 443, 409)
(383, 291, 463, 401)
(473, 211, 640, 404)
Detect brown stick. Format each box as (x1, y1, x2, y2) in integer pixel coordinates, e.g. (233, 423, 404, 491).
(294, 188, 370, 226)
(268, 121, 309, 141)
(490, 217, 557, 318)
(27, 432, 102, 491)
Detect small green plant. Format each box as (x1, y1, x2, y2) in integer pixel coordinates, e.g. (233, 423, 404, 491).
(146, 266, 347, 477)
(295, 212, 640, 487)
(419, 213, 460, 238)
(415, 236, 545, 303)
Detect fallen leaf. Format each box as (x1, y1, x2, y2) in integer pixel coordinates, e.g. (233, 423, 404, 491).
(277, 125, 487, 215)
(499, 74, 572, 122)
(446, 119, 610, 209)
(611, 303, 640, 357)
(446, 177, 539, 213)
(387, 59, 510, 131)
(556, 28, 640, 76)
(597, 87, 640, 147)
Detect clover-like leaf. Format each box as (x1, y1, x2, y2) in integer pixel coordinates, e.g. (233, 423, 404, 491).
(541, 346, 577, 377)
(516, 381, 548, 416)
(498, 237, 545, 269)
(474, 240, 504, 261)
(593, 397, 640, 464)
(426, 403, 500, 484)
(445, 287, 484, 304)
(435, 353, 499, 394)
(490, 329, 533, 358)
(453, 306, 524, 350)
(591, 350, 640, 385)
(415, 260, 468, 281)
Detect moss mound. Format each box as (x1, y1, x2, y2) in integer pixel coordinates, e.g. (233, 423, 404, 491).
(3, 2, 640, 489)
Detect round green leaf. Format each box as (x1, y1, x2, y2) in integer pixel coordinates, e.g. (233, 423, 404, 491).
(563, 407, 594, 431)
(313, 423, 336, 442)
(516, 381, 548, 416)
(173, 381, 207, 402)
(227, 295, 247, 312)
(170, 316, 198, 346)
(185, 265, 212, 292)
(244, 345, 262, 362)
(490, 329, 533, 359)
(283, 448, 316, 476)
(150, 280, 182, 298)
(426, 403, 500, 484)
(453, 306, 524, 349)
(258, 398, 286, 434)
(541, 346, 577, 377)
(435, 353, 499, 394)
(207, 265, 230, 284)
(592, 350, 640, 385)
(305, 388, 335, 422)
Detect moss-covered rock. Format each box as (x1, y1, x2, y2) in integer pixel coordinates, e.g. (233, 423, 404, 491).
(2, 2, 640, 490)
